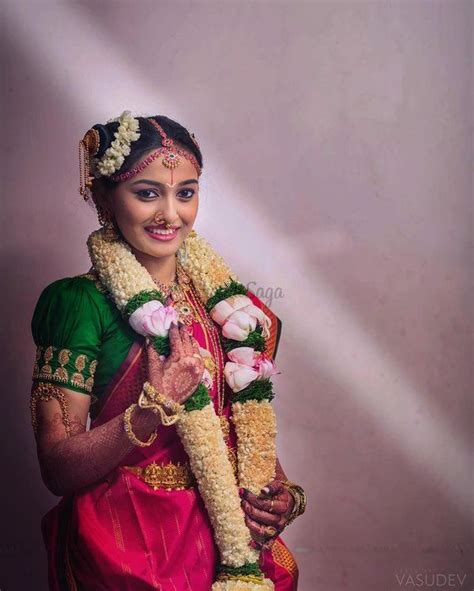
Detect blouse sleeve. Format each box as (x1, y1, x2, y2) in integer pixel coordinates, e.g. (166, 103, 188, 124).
(31, 276, 104, 395)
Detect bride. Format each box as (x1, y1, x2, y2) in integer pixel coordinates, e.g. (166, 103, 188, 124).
(30, 110, 306, 590)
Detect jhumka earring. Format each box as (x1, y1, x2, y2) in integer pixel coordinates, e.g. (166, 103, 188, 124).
(97, 206, 119, 242)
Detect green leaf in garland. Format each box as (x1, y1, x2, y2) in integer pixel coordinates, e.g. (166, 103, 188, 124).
(205, 279, 247, 313)
(124, 290, 166, 317)
(183, 383, 211, 412)
(222, 325, 266, 354)
(151, 335, 170, 357)
(232, 377, 274, 404)
(216, 561, 263, 578)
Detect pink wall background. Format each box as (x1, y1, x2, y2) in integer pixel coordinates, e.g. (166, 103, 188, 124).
(1, 1, 472, 589)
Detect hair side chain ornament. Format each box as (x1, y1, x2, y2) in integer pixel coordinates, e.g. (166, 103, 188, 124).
(78, 127, 100, 202)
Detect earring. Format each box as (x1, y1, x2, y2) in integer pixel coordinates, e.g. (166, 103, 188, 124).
(97, 206, 119, 241)
(103, 220, 120, 242)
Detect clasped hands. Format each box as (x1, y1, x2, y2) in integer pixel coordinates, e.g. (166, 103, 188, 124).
(239, 479, 295, 549)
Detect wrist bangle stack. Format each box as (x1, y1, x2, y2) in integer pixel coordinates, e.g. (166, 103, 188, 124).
(281, 480, 307, 526)
(138, 381, 184, 426)
(123, 403, 158, 447)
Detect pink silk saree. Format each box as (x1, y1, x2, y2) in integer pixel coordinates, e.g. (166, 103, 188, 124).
(40, 286, 299, 590)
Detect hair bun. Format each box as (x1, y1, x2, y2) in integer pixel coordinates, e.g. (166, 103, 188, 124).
(92, 122, 119, 159)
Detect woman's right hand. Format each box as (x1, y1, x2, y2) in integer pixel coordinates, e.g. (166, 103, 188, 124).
(146, 322, 205, 405)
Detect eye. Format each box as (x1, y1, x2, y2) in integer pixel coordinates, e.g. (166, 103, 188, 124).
(136, 189, 158, 200)
(178, 189, 196, 200)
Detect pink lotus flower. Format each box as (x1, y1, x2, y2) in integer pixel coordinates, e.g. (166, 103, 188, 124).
(129, 300, 179, 337)
(210, 295, 272, 341)
(224, 346, 280, 393)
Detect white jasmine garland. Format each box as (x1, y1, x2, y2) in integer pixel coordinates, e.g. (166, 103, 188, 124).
(87, 227, 280, 589)
(175, 403, 259, 566)
(94, 110, 141, 177)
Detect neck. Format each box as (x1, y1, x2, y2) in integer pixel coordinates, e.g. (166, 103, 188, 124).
(131, 248, 177, 285)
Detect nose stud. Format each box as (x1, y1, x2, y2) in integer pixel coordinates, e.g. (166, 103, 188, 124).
(154, 211, 171, 228)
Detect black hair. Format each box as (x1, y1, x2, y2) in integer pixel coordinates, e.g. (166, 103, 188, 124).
(90, 114, 203, 203)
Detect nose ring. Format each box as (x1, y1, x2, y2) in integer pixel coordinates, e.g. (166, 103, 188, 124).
(154, 211, 171, 228)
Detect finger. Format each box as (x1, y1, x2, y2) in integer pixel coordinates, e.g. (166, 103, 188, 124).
(241, 491, 287, 515)
(241, 500, 281, 526)
(261, 538, 278, 551)
(179, 326, 194, 356)
(147, 342, 164, 378)
(260, 479, 284, 497)
(189, 334, 200, 355)
(244, 515, 268, 541)
(168, 322, 183, 361)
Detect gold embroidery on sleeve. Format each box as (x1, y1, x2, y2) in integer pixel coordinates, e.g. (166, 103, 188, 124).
(32, 346, 43, 379)
(71, 354, 88, 389)
(53, 348, 71, 383)
(84, 358, 98, 393)
(39, 345, 55, 379)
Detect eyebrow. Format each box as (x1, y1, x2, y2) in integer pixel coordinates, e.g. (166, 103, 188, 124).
(130, 178, 199, 188)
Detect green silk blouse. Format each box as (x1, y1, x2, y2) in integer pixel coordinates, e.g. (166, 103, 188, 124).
(31, 271, 137, 407)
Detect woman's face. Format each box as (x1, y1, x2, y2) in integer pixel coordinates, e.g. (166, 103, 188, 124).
(109, 148, 199, 260)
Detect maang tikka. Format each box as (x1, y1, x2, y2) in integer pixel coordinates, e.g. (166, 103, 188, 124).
(109, 117, 201, 183)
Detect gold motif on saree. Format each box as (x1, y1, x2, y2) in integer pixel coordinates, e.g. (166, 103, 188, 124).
(123, 461, 196, 490)
(271, 539, 299, 579)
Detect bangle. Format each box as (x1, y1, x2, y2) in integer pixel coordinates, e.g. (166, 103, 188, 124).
(138, 382, 183, 426)
(123, 403, 158, 447)
(281, 480, 307, 526)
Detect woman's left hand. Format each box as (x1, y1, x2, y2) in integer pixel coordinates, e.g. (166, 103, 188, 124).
(239, 479, 294, 548)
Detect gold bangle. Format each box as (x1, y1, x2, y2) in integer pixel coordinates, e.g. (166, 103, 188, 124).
(138, 382, 183, 426)
(123, 403, 158, 447)
(281, 480, 307, 525)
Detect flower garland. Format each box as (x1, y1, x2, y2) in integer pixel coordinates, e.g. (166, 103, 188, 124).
(87, 228, 280, 589)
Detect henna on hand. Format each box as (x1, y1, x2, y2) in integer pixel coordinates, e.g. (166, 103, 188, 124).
(147, 322, 204, 404)
(239, 476, 296, 546)
(35, 392, 160, 497)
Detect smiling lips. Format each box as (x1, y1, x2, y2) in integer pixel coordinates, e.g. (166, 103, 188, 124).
(144, 225, 180, 241)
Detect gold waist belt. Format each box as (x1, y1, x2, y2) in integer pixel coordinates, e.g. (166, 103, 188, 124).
(123, 461, 196, 491)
